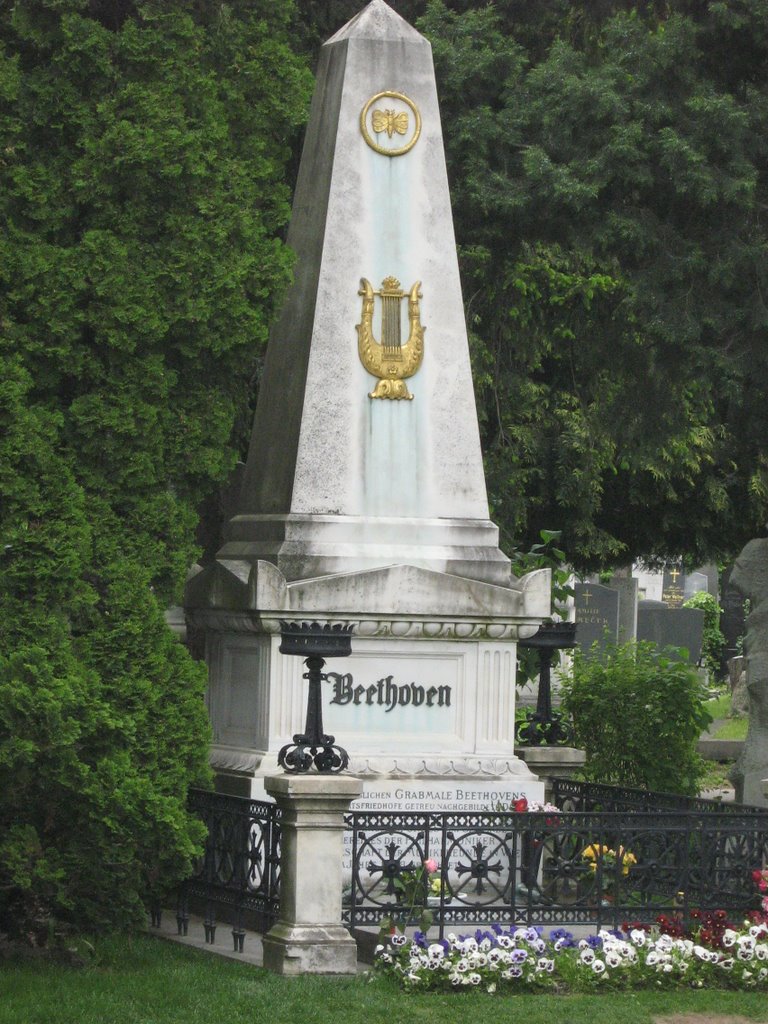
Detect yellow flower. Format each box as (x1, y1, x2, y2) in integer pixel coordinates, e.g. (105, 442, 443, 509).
(582, 844, 608, 861)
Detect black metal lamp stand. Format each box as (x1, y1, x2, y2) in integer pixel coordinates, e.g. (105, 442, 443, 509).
(517, 621, 578, 746)
(277, 620, 354, 773)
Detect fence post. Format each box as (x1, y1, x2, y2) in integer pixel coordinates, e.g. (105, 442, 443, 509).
(262, 773, 363, 975)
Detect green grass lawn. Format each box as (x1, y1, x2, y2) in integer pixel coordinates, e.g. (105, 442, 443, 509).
(706, 691, 734, 720)
(704, 690, 748, 740)
(2, 934, 768, 1024)
(712, 716, 749, 740)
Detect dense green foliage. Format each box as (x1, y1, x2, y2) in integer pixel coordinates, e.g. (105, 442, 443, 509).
(561, 641, 712, 794)
(419, 0, 768, 568)
(297, 0, 768, 570)
(0, 0, 311, 935)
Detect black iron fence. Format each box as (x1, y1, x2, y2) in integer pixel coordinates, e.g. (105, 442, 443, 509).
(174, 789, 281, 949)
(550, 778, 767, 816)
(343, 791, 768, 937)
(172, 781, 768, 944)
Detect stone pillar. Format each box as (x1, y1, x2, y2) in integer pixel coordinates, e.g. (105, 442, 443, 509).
(262, 774, 363, 975)
(514, 746, 587, 803)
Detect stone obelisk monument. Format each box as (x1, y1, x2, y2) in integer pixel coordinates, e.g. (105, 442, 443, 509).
(185, 0, 549, 803)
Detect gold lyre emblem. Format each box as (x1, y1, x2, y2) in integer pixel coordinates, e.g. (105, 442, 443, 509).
(357, 277, 425, 400)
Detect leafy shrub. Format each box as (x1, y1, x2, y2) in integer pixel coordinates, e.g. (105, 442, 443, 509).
(0, 0, 311, 938)
(683, 591, 726, 678)
(560, 641, 712, 795)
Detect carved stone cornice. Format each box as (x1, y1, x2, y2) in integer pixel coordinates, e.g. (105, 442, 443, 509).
(346, 755, 537, 778)
(210, 745, 264, 775)
(186, 608, 530, 642)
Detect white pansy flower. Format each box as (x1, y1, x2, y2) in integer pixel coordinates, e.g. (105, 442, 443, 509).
(591, 959, 606, 974)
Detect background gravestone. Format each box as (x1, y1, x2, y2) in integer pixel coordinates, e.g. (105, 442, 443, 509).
(684, 571, 709, 600)
(574, 582, 619, 659)
(608, 572, 638, 642)
(661, 564, 686, 607)
(636, 604, 704, 665)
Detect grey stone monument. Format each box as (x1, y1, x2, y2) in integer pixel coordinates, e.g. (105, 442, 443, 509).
(184, 0, 548, 803)
(574, 582, 619, 659)
(730, 537, 768, 806)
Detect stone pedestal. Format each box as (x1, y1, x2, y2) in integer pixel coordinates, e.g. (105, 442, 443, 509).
(515, 746, 586, 802)
(262, 774, 363, 975)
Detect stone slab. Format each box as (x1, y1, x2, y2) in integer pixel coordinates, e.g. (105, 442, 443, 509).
(574, 582, 619, 658)
(637, 605, 704, 664)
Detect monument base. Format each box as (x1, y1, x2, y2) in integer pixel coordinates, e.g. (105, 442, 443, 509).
(262, 923, 359, 976)
(186, 559, 550, 800)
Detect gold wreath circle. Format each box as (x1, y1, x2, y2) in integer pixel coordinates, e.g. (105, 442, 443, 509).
(360, 91, 422, 157)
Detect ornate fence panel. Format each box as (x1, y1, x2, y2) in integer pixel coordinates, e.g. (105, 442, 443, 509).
(177, 789, 281, 948)
(343, 804, 768, 937)
(550, 778, 767, 816)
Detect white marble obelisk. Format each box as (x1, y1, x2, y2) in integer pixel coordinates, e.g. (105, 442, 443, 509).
(185, 0, 549, 801)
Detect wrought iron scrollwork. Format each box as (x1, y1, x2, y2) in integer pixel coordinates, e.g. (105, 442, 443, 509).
(343, 791, 768, 937)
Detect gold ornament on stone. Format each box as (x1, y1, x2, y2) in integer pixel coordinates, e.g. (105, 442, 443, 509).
(360, 91, 421, 157)
(357, 277, 425, 400)
(372, 108, 409, 138)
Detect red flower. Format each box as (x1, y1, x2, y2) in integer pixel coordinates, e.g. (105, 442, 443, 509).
(513, 798, 529, 813)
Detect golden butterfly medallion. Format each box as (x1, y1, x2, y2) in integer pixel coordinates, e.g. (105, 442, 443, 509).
(372, 108, 409, 138)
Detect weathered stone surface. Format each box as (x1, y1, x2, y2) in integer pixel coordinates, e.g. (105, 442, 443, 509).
(731, 668, 749, 715)
(220, 0, 511, 585)
(729, 537, 768, 806)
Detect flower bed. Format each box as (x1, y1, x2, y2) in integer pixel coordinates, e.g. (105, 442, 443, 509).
(374, 920, 768, 993)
